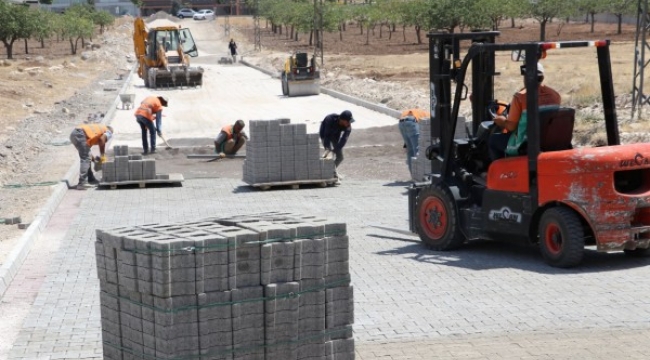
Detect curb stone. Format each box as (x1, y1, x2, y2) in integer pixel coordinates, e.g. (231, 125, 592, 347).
(0, 64, 137, 301)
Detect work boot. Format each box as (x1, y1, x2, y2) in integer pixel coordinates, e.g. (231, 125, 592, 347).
(88, 171, 100, 185)
(76, 182, 94, 190)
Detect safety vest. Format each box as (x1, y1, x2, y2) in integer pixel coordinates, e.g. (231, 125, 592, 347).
(222, 125, 234, 140)
(400, 109, 430, 122)
(79, 124, 108, 147)
(134, 96, 163, 121)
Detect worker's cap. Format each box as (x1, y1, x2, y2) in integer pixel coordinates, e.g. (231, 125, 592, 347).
(520, 62, 544, 76)
(158, 96, 169, 107)
(339, 110, 354, 123)
(235, 119, 245, 129)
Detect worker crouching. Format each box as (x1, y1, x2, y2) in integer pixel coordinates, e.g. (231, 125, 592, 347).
(214, 120, 248, 158)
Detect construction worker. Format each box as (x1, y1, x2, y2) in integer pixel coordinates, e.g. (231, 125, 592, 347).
(69, 124, 113, 190)
(489, 62, 560, 160)
(398, 108, 430, 173)
(134, 95, 168, 155)
(320, 110, 354, 172)
(214, 120, 248, 158)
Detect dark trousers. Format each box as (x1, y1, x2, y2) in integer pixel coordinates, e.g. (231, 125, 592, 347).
(489, 132, 511, 161)
(136, 115, 156, 152)
(333, 148, 344, 168)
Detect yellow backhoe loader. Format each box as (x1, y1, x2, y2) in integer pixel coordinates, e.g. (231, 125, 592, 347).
(133, 17, 204, 88)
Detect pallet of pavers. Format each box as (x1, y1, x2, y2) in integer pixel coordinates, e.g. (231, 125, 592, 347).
(100, 145, 184, 189)
(243, 119, 338, 190)
(95, 211, 354, 360)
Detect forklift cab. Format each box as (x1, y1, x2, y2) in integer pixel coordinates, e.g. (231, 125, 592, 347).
(407, 31, 638, 268)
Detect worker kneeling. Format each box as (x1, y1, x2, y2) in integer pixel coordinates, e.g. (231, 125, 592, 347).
(214, 120, 248, 158)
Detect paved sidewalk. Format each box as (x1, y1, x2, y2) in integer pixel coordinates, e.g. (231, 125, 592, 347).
(4, 178, 650, 359)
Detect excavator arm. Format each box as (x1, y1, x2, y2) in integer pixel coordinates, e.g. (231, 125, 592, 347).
(133, 17, 149, 79)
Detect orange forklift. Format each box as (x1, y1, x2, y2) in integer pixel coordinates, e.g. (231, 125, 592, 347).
(408, 31, 650, 267)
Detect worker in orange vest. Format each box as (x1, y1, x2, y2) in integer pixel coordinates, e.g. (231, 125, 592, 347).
(214, 120, 248, 157)
(69, 124, 113, 190)
(398, 108, 429, 173)
(134, 95, 168, 155)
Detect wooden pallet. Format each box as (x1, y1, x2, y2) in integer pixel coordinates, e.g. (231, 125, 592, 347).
(248, 178, 339, 191)
(99, 173, 184, 190)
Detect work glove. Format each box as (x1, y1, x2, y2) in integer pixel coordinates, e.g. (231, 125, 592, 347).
(100, 155, 107, 164)
(218, 152, 226, 159)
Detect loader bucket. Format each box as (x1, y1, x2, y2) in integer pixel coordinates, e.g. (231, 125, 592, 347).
(148, 67, 204, 89)
(287, 79, 320, 97)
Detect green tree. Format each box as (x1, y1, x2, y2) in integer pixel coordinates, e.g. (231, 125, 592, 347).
(401, 0, 430, 44)
(92, 10, 114, 34)
(528, 0, 572, 41)
(62, 12, 94, 54)
(32, 10, 55, 48)
(607, 0, 635, 34)
(0, 2, 32, 59)
(577, 0, 608, 33)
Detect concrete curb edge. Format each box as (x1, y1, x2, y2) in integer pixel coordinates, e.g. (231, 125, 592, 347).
(0, 64, 138, 300)
(239, 59, 402, 119)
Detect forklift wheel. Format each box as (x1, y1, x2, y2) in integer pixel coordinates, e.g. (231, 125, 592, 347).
(538, 207, 585, 268)
(415, 185, 465, 250)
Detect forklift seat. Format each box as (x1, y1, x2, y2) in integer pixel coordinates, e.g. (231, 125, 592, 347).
(539, 107, 575, 152)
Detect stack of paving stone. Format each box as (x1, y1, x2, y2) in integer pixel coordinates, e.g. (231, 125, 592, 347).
(95, 212, 354, 360)
(102, 145, 157, 183)
(243, 119, 336, 185)
(410, 117, 469, 182)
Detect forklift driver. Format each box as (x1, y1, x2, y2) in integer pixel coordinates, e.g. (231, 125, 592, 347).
(488, 62, 561, 160)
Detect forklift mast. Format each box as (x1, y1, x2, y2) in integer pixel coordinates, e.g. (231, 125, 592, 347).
(425, 32, 619, 183)
(427, 31, 499, 175)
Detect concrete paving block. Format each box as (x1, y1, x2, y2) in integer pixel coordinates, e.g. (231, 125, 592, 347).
(325, 338, 355, 359)
(129, 160, 143, 181)
(266, 347, 298, 360)
(205, 277, 230, 292)
(142, 159, 156, 180)
(298, 338, 326, 359)
(325, 248, 349, 264)
(239, 220, 295, 241)
(198, 291, 232, 324)
(294, 265, 325, 280)
(325, 261, 349, 277)
(295, 238, 326, 255)
(102, 341, 123, 360)
(155, 336, 200, 355)
(264, 282, 300, 313)
(140, 294, 155, 322)
(115, 155, 130, 181)
(152, 294, 197, 325)
(325, 286, 353, 302)
(326, 310, 354, 329)
(325, 235, 349, 249)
